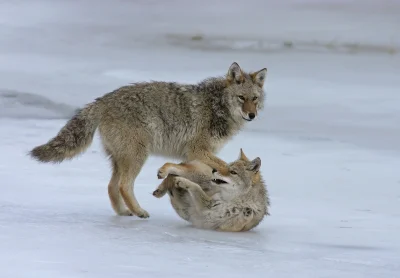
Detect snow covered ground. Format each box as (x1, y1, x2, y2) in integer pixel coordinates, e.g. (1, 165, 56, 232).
(1, 0, 400, 277)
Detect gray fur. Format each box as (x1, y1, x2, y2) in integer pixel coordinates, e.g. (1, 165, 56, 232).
(29, 62, 268, 218)
(153, 152, 270, 232)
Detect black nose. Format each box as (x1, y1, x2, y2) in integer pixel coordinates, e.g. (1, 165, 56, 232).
(212, 168, 217, 173)
(249, 113, 255, 119)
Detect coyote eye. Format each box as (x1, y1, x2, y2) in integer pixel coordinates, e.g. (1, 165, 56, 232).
(253, 96, 258, 101)
(230, 170, 237, 175)
(238, 96, 245, 101)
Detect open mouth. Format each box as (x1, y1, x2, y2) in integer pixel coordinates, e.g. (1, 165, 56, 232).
(242, 117, 252, 121)
(212, 179, 228, 185)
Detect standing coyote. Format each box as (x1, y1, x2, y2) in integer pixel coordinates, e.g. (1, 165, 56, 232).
(29, 62, 267, 218)
(153, 149, 270, 232)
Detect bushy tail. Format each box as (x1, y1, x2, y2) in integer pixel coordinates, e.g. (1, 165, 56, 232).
(30, 102, 102, 163)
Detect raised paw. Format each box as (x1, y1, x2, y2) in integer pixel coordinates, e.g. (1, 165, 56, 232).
(157, 170, 165, 179)
(153, 189, 164, 198)
(174, 177, 190, 190)
(157, 164, 171, 179)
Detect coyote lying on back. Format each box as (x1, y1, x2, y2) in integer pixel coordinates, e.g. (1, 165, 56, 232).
(29, 62, 267, 218)
(153, 149, 270, 232)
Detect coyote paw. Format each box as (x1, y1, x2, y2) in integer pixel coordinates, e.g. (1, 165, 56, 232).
(174, 177, 190, 190)
(243, 207, 253, 217)
(118, 209, 134, 216)
(157, 165, 169, 179)
(136, 209, 150, 219)
(153, 189, 164, 198)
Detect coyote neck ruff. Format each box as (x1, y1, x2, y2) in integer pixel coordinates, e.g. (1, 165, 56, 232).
(29, 62, 268, 218)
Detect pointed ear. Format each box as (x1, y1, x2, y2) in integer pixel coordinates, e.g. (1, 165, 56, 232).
(247, 157, 261, 173)
(227, 62, 244, 84)
(251, 68, 267, 87)
(238, 148, 249, 162)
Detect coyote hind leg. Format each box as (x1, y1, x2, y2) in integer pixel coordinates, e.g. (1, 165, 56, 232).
(107, 156, 133, 216)
(117, 145, 150, 219)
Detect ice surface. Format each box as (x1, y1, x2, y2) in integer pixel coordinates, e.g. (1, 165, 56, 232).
(1, 0, 400, 277)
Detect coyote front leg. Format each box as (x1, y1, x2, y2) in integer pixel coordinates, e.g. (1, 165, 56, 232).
(117, 147, 150, 218)
(153, 175, 175, 198)
(157, 162, 190, 179)
(174, 177, 214, 211)
(107, 157, 133, 216)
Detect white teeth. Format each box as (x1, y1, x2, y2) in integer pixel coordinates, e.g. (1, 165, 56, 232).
(212, 179, 228, 184)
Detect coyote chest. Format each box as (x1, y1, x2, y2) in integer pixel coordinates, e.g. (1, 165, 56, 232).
(208, 138, 227, 153)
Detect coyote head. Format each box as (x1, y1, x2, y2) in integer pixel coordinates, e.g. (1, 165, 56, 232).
(225, 62, 267, 122)
(211, 149, 261, 194)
